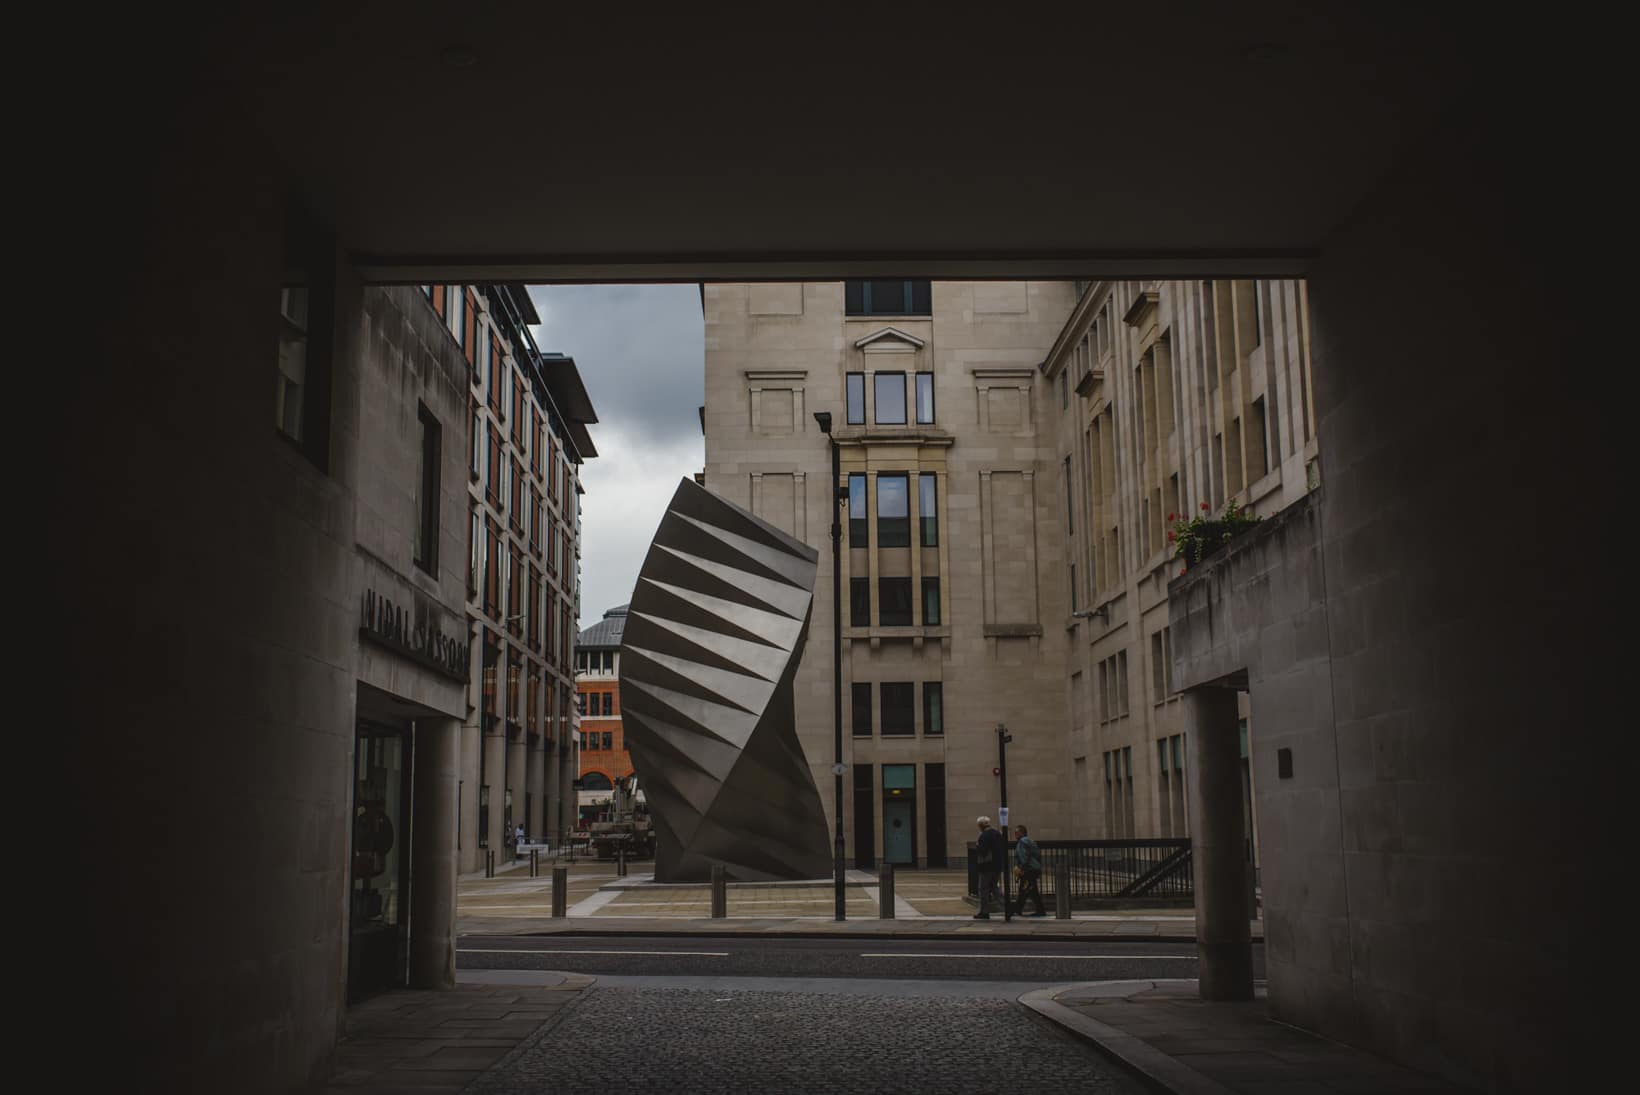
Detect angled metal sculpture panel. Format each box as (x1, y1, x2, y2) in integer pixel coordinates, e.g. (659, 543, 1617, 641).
(619, 478, 832, 882)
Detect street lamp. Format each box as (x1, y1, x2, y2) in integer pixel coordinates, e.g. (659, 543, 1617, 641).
(997, 723, 1013, 922)
(814, 410, 847, 921)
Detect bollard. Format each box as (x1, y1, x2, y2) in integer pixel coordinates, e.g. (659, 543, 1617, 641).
(1055, 861, 1071, 920)
(617, 847, 627, 877)
(486, 849, 494, 879)
(531, 848, 539, 878)
(878, 862, 895, 919)
(710, 864, 727, 919)
(551, 866, 568, 918)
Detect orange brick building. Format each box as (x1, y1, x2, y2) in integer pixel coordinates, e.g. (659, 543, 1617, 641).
(575, 604, 632, 820)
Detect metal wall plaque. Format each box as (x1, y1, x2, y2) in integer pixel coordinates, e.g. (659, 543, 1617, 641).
(619, 478, 832, 882)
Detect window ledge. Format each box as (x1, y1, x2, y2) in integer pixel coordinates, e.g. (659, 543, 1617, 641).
(846, 625, 951, 641)
(835, 426, 953, 447)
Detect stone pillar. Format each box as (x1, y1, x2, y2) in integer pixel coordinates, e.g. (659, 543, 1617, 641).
(483, 731, 506, 856)
(1184, 686, 1252, 1000)
(410, 717, 460, 988)
(507, 737, 527, 857)
(459, 721, 481, 873)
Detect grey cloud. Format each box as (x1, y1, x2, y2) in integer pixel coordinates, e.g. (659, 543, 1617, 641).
(528, 284, 704, 446)
(528, 285, 706, 630)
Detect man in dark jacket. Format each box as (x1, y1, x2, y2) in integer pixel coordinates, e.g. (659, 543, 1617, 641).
(973, 816, 1007, 919)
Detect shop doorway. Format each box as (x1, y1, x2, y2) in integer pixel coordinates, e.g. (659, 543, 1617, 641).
(348, 718, 412, 1003)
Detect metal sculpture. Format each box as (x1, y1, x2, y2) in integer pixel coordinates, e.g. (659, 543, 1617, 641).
(618, 478, 832, 882)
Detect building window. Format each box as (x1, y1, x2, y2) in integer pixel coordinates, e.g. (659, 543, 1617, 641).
(879, 578, 913, 626)
(1069, 564, 1077, 611)
(511, 457, 524, 528)
(880, 683, 914, 736)
(1151, 628, 1176, 703)
(1252, 396, 1270, 479)
(602, 692, 613, 717)
(921, 578, 940, 625)
(448, 286, 465, 351)
(276, 287, 309, 443)
(469, 508, 481, 595)
(470, 413, 482, 481)
(848, 474, 868, 544)
(850, 578, 870, 627)
(918, 473, 938, 546)
(923, 682, 943, 735)
(852, 682, 872, 736)
(846, 373, 866, 425)
(874, 372, 907, 425)
(1063, 456, 1074, 533)
(844, 280, 932, 317)
(877, 473, 909, 547)
(1060, 369, 1068, 408)
(275, 209, 334, 469)
(915, 372, 935, 424)
(602, 731, 612, 750)
(413, 405, 440, 574)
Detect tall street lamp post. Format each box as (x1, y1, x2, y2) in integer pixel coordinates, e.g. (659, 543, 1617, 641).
(997, 723, 1013, 922)
(814, 411, 847, 921)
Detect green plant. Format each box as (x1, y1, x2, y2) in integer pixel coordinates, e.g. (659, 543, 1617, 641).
(1169, 498, 1263, 570)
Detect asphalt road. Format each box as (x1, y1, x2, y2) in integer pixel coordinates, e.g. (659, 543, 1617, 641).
(457, 933, 1263, 984)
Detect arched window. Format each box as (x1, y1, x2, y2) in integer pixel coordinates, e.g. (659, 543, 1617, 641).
(581, 772, 612, 791)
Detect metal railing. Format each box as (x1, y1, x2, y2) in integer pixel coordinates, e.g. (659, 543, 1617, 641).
(966, 838, 1192, 905)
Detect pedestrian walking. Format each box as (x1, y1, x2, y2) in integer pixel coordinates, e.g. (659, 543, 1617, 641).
(513, 822, 525, 854)
(972, 816, 1007, 919)
(1010, 824, 1047, 916)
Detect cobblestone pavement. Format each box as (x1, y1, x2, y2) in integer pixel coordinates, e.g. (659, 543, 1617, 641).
(467, 985, 1147, 1094)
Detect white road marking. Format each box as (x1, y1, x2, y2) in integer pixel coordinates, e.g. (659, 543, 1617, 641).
(567, 889, 627, 917)
(457, 947, 730, 957)
(859, 952, 1197, 960)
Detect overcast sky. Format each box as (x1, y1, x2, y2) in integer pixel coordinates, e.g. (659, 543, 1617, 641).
(527, 284, 704, 632)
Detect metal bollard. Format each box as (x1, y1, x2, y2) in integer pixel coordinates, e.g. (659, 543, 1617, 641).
(617, 848, 627, 877)
(551, 866, 568, 918)
(1055, 861, 1071, 920)
(531, 848, 539, 878)
(710, 864, 727, 918)
(878, 862, 895, 919)
(486, 849, 494, 879)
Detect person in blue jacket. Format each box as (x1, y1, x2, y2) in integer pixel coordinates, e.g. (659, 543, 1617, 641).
(1010, 823, 1047, 916)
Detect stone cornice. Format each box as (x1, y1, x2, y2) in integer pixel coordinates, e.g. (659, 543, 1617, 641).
(1042, 282, 1116, 375)
(1122, 289, 1161, 328)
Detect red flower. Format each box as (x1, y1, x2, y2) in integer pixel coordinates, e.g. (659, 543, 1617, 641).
(1178, 567, 1186, 577)
(1166, 531, 1175, 542)
(1166, 512, 1176, 521)
(1200, 502, 1210, 511)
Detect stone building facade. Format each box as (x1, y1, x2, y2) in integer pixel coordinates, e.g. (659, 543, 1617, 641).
(418, 284, 597, 868)
(1039, 279, 1317, 865)
(703, 279, 1314, 868)
(703, 280, 1081, 866)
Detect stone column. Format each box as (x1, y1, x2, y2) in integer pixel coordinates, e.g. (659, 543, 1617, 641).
(1184, 685, 1252, 1000)
(410, 716, 460, 988)
(507, 735, 527, 857)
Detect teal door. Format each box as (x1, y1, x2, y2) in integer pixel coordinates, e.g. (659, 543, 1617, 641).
(883, 799, 914, 865)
